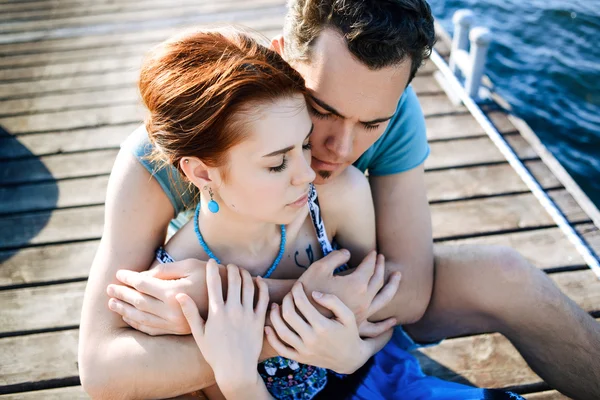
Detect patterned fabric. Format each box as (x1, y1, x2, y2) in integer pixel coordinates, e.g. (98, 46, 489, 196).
(258, 357, 328, 399)
(155, 246, 175, 264)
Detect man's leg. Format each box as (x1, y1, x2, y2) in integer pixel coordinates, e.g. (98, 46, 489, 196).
(404, 244, 600, 400)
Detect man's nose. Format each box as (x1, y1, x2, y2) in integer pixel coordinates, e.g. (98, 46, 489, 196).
(325, 121, 353, 160)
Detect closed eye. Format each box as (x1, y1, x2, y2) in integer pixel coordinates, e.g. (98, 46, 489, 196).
(308, 105, 331, 120)
(269, 157, 288, 172)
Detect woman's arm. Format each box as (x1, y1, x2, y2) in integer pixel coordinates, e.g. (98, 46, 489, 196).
(176, 262, 274, 400)
(78, 150, 222, 399)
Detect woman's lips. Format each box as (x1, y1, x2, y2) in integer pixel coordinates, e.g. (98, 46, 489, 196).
(312, 157, 342, 171)
(288, 192, 309, 207)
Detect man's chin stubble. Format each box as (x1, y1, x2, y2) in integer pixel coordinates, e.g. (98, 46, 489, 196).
(317, 170, 332, 180)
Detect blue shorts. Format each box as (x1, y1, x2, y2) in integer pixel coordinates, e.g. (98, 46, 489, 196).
(393, 325, 441, 351)
(315, 328, 523, 400)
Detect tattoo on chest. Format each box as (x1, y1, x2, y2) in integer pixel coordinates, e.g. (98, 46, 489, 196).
(294, 244, 315, 269)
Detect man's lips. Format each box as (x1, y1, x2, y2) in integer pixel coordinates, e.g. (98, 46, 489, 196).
(312, 156, 343, 171)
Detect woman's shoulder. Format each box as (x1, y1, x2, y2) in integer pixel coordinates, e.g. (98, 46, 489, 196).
(317, 165, 369, 200)
(315, 166, 372, 233)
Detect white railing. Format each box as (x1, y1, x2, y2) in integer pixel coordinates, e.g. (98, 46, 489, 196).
(448, 9, 491, 101)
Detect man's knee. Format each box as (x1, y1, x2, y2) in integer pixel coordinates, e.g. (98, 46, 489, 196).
(434, 244, 532, 278)
(481, 245, 537, 285)
(433, 244, 543, 312)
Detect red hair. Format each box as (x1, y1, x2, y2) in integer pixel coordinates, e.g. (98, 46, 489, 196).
(139, 27, 308, 176)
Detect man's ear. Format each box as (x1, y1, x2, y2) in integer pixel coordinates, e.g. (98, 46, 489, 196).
(180, 157, 212, 188)
(270, 34, 285, 56)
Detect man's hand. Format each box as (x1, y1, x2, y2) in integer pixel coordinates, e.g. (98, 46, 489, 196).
(107, 259, 209, 336)
(266, 282, 394, 374)
(296, 249, 402, 334)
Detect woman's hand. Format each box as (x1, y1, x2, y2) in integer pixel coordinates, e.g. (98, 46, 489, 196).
(266, 282, 395, 375)
(176, 259, 270, 392)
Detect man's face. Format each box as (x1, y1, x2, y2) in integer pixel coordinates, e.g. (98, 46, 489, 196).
(289, 29, 412, 184)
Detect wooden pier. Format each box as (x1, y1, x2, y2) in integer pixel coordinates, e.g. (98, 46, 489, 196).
(1, 1, 599, 399)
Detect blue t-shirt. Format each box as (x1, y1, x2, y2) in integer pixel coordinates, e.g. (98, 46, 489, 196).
(121, 85, 429, 218)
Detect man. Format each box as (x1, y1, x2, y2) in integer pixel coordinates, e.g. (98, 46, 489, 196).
(78, 1, 600, 399)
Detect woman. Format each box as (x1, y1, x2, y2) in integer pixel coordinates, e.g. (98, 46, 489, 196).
(137, 26, 397, 399)
(95, 27, 525, 399)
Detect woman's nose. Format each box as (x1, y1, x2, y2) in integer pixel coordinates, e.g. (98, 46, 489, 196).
(292, 153, 316, 186)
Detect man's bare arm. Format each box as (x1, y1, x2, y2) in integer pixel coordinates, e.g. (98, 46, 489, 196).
(367, 165, 434, 324)
(78, 151, 280, 399)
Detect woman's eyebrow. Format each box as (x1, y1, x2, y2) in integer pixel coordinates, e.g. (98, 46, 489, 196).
(262, 124, 314, 158)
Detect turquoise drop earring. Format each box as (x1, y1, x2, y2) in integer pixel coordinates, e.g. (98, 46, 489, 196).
(205, 186, 219, 213)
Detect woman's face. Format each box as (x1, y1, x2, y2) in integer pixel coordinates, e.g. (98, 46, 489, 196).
(212, 94, 316, 225)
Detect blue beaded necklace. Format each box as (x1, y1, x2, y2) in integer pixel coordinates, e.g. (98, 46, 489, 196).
(194, 203, 286, 278)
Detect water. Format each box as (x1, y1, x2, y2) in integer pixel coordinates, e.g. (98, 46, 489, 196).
(430, 0, 600, 207)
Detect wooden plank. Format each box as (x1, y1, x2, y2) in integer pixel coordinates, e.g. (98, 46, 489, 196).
(0, 16, 282, 68)
(0, 205, 104, 249)
(426, 136, 536, 170)
(549, 189, 589, 225)
(0, 70, 138, 98)
(0, 0, 244, 23)
(0, 386, 88, 400)
(0, 24, 282, 69)
(0, 0, 284, 35)
(0, 282, 85, 334)
(441, 226, 587, 270)
(418, 94, 466, 116)
(576, 223, 600, 255)
(426, 111, 516, 141)
(0, 123, 138, 159)
(410, 75, 442, 95)
(431, 189, 588, 241)
(0, 330, 79, 386)
(0, 54, 145, 82)
(0, 241, 98, 287)
(0, 104, 144, 135)
(0, 88, 138, 117)
(0, 149, 118, 186)
(0, 175, 108, 214)
(426, 161, 561, 202)
(525, 391, 571, 400)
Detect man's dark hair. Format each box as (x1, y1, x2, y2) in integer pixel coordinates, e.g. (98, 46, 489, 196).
(283, 0, 436, 82)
